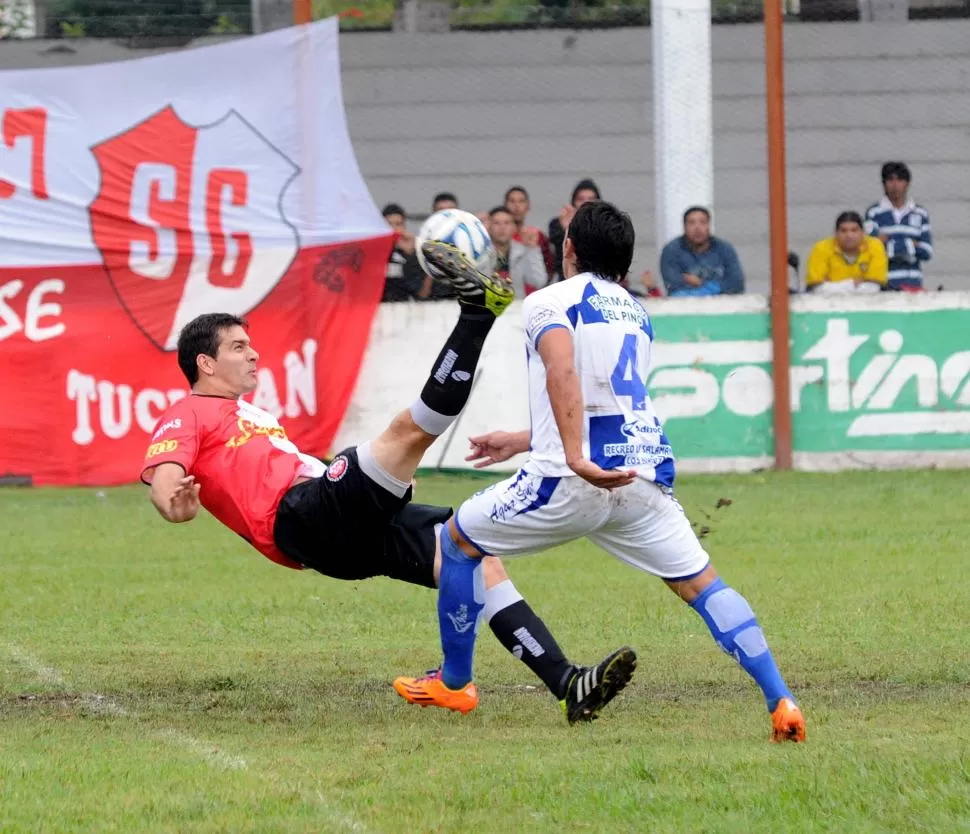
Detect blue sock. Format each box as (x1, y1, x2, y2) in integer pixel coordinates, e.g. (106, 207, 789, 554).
(437, 527, 485, 689)
(690, 578, 793, 712)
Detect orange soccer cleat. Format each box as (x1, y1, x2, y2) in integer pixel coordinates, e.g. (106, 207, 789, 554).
(393, 669, 479, 715)
(770, 697, 806, 743)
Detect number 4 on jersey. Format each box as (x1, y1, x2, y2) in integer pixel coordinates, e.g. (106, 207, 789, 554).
(611, 334, 646, 411)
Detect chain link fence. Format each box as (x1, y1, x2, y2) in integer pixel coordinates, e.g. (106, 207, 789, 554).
(3, 0, 968, 39)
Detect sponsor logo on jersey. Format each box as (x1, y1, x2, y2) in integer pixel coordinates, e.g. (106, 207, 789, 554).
(620, 418, 661, 439)
(225, 418, 288, 449)
(146, 439, 178, 458)
(151, 418, 182, 441)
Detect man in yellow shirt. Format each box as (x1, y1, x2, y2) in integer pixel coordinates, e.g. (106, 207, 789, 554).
(806, 211, 888, 294)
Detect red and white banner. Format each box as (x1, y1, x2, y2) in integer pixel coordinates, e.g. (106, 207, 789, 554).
(0, 20, 393, 486)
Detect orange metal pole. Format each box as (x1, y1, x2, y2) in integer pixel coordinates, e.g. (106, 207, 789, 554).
(294, 0, 312, 25)
(764, 0, 793, 470)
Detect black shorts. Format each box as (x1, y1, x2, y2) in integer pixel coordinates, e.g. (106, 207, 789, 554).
(273, 446, 449, 589)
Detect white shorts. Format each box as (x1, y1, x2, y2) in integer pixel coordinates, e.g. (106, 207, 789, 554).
(454, 470, 710, 580)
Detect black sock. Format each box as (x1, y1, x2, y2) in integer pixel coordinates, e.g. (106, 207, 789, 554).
(487, 595, 575, 700)
(409, 310, 495, 435)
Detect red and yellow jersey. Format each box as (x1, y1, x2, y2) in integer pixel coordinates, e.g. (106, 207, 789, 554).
(140, 394, 326, 569)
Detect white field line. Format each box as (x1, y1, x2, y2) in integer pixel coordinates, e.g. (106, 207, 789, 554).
(6, 642, 365, 831)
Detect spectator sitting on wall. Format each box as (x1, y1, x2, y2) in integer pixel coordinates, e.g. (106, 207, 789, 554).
(548, 178, 601, 280)
(487, 206, 548, 298)
(864, 162, 932, 292)
(660, 206, 745, 296)
(381, 203, 430, 302)
(806, 210, 887, 295)
(432, 191, 459, 212)
(504, 185, 555, 284)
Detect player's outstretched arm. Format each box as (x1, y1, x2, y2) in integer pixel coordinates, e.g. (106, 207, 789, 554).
(537, 327, 635, 490)
(150, 463, 201, 524)
(465, 430, 530, 468)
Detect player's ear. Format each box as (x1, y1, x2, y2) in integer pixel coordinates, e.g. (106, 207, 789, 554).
(563, 236, 577, 276)
(197, 353, 215, 378)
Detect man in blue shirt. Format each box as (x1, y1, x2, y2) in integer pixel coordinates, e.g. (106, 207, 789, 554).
(660, 206, 745, 296)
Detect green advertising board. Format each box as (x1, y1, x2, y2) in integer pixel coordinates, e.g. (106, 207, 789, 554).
(647, 294, 970, 469)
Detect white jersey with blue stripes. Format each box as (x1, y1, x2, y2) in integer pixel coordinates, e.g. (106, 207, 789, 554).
(520, 273, 675, 486)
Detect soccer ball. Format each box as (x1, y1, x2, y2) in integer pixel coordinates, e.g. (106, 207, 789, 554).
(416, 209, 496, 279)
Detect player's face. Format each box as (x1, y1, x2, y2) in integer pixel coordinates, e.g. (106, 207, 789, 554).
(433, 199, 458, 211)
(572, 188, 598, 208)
(505, 191, 529, 223)
(836, 221, 863, 254)
(488, 211, 515, 245)
(684, 211, 711, 246)
(211, 325, 260, 396)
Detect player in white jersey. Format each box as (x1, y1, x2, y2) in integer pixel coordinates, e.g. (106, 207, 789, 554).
(394, 201, 806, 742)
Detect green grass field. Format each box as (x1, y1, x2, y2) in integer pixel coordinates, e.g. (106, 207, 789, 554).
(2, 470, 969, 833)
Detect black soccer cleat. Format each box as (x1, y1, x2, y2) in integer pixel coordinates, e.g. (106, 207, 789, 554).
(421, 240, 514, 316)
(560, 646, 638, 724)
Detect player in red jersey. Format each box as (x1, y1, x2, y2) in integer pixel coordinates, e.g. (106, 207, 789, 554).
(142, 241, 636, 723)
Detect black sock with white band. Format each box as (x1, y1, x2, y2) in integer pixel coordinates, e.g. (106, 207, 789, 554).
(409, 310, 495, 436)
(485, 579, 576, 700)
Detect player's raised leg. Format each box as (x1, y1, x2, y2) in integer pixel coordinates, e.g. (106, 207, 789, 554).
(667, 565, 805, 743)
(361, 241, 514, 494)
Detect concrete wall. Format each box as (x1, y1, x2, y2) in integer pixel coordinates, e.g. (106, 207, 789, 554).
(339, 22, 970, 292)
(1, 21, 968, 291)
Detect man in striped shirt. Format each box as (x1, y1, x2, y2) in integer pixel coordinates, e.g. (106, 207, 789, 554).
(864, 162, 933, 291)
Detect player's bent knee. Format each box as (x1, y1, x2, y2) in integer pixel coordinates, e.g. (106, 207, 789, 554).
(665, 564, 719, 603)
(447, 516, 484, 559)
(481, 556, 508, 588)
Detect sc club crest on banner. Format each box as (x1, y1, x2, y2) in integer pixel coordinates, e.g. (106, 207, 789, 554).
(90, 106, 300, 351)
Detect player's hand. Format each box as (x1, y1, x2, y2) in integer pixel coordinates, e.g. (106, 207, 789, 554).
(568, 458, 636, 490)
(520, 226, 540, 248)
(169, 475, 201, 522)
(683, 272, 704, 287)
(466, 432, 523, 468)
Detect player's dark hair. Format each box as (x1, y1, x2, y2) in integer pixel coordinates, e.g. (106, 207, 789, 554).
(683, 205, 711, 224)
(835, 210, 864, 230)
(566, 200, 635, 283)
(177, 313, 248, 386)
(504, 185, 529, 202)
(432, 191, 459, 209)
(382, 202, 406, 219)
(881, 161, 911, 183)
(489, 205, 513, 219)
